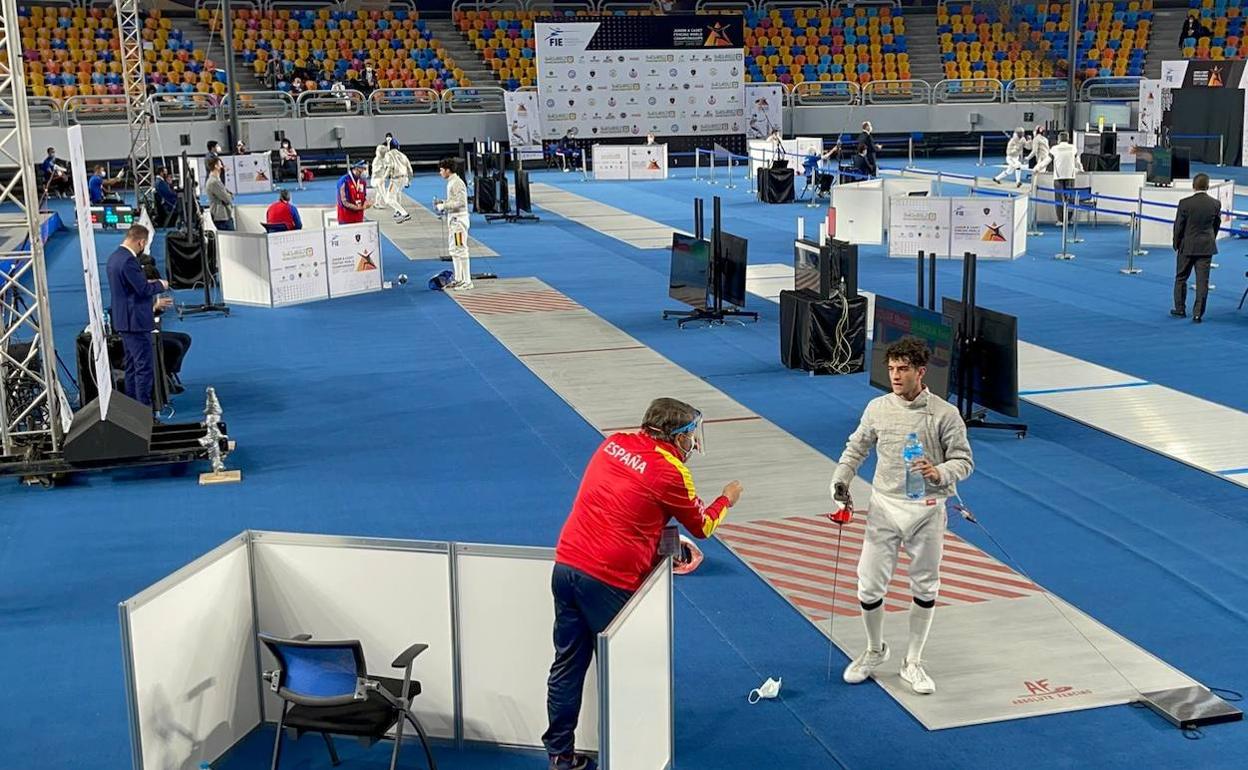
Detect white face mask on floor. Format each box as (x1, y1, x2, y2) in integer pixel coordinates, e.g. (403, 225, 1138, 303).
(748, 676, 782, 704)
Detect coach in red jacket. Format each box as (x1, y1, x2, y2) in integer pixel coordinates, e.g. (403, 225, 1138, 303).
(542, 397, 743, 770)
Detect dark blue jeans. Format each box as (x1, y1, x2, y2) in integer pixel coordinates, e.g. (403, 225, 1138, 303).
(542, 564, 633, 756)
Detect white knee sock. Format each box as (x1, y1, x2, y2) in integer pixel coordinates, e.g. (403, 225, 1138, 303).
(906, 603, 935, 662)
(862, 604, 885, 652)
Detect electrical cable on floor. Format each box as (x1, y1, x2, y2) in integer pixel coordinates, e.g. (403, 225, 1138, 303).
(951, 493, 1151, 709)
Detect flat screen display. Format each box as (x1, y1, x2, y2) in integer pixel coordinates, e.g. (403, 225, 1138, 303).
(942, 298, 1020, 418)
(668, 233, 710, 310)
(870, 294, 954, 400)
(515, 168, 532, 212)
(718, 231, 748, 308)
(794, 239, 822, 295)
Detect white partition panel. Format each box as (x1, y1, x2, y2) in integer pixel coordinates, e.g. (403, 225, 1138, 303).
(456, 545, 599, 750)
(217, 232, 273, 307)
(1012, 195, 1029, 258)
(599, 562, 672, 770)
(250, 533, 457, 739)
(831, 181, 884, 245)
(121, 535, 261, 770)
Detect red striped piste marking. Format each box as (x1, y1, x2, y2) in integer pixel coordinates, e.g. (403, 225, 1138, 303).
(718, 513, 1043, 616)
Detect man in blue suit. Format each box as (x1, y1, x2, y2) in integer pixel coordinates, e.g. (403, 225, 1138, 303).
(105, 224, 170, 410)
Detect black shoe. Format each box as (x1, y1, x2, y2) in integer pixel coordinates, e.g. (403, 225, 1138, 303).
(1193, 315, 1203, 324)
(1170, 309, 1187, 318)
(170, 382, 185, 395)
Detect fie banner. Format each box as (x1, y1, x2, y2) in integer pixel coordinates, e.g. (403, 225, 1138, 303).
(536, 15, 745, 139)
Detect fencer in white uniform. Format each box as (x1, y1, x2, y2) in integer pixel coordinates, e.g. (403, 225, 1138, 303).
(372, 139, 412, 223)
(1027, 125, 1051, 175)
(993, 127, 1028, 186)
(435, 157, 472, 290)
(830, 336, 974, 695)
(370, 143, 391, 209)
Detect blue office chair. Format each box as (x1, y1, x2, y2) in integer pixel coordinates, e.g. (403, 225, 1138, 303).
(259, 634, 437, 770)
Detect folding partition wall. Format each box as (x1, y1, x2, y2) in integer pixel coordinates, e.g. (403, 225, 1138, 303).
(119, 531, 672, 770)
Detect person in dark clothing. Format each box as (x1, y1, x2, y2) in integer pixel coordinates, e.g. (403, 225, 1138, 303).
(1171, 173, 1222, 323)
(105, 224, 169, 410)
(849, 142, 874, 179)
(1179, 14, 1207, 48)
(138, 251, 192, 393)
(857, 120, 882, 177)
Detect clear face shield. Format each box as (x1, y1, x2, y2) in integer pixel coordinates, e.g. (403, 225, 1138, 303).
(670, 410, 705, 460)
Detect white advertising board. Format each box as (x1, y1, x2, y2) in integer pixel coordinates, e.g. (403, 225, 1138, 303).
(593, 145, 631, 180)
(536, 16, 745, 139)
(505, 90, 544, 160)
(888, 196, 951, 257)
(628, 144, 668, 179)
(950, 197, 1016, 259)
(231, 152, 274, 195)
(267, 229, 328, 306)
(66, 125, 113, 417)
(326, 222, 384, 299)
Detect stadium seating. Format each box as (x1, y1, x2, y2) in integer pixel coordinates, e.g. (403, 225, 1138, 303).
(937, 2, 1152, 85)
(742, 5, 909, 87)
(204, 6, 470, 93)
(453, 6, 909, 91)
(1179, 0, 1247, 61)
(19, 4, 216, 101)
(452, 8, 575, 91)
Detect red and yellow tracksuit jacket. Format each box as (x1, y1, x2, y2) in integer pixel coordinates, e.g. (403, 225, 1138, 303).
(555, 432, 730, 592)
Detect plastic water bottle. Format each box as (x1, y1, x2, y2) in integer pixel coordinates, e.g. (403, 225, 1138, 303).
(903, 433, 925, 500)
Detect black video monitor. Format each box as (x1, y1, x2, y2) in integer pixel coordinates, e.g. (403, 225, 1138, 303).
(794, 239, 823, 296)
(942, 298, 1021, 418)
(718, 231, 748, 308)
(669, 233, 710, 310)
(515, 168, 532, 213)
(870, 295, 954, 400)
(827, 237, 858, 299)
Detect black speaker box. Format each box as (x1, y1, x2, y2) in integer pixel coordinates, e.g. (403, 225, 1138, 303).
(63, 393, 153, 464)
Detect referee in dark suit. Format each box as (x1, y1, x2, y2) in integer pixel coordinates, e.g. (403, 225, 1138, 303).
(105, 224, 169, 409)
(1171, 173, 1222, 323)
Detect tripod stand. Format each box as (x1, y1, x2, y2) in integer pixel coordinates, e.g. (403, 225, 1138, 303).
(171, 153, 228, 319)
(663, 197, 759, 328)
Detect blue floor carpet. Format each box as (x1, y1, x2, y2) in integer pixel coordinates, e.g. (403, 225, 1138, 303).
(2, 160, 1246, 769)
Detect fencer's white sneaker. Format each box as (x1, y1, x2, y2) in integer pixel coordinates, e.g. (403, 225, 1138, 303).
(843, 643, 889, 684)
(450, 281, 474, 291)
(395, 214, 411, 224)
(899, 658, 936, 695)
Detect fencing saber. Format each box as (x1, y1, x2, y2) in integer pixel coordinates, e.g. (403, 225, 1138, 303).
(825, 500, 854, 682)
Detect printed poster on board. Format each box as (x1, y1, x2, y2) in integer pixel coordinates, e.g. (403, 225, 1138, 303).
(536, 15, 745, 139)
(232, 153, 274, 195)
(949, 198, 1015, 260)
(746, 84, 784, 139)
(326, 222, 384, 298)
(592, 145, 630, 179)
(628, 144, 668, 179)
(888, 197, 951, 257)
(267, 229, 328, 306)
(505, 90, 544, 160)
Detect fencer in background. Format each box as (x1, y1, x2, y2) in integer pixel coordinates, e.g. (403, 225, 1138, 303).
(993, 127, 1027, 187)
(435, 157, 472, 290)
(830, 337, 974, 695)
(372, 138, 412, 224)
(1026, 125, 1051, 174)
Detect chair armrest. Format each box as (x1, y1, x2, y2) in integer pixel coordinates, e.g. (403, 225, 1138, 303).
(291, 633, 312, 641)
(391, 643, 428, 669)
